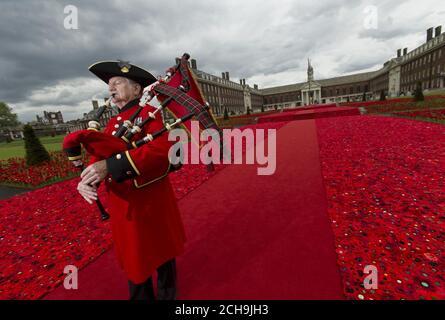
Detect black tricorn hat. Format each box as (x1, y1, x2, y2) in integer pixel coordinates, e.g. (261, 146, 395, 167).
(88, 60, 157, 88)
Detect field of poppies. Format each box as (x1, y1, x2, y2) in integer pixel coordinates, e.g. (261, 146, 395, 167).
(0, 113, 444, 300)
(341, 96, 445, 115)
(0, 151, 83, 188)
(392, 108, 445, 121)
(316, 115, 445, 300)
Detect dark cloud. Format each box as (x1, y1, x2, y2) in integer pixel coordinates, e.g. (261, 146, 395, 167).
(0, 0, 443, 122)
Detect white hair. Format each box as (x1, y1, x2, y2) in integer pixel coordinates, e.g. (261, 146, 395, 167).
(127, 78, 142, 96)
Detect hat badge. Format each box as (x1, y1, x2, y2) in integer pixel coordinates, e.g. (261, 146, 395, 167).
(118, 60, 131, 73)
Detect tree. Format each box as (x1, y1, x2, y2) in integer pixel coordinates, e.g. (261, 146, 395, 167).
(261, 105, 265, 113)
(413, 81, 424, 102)
(23, 124, 50, 166)
(362, 92, 367, 101)
(223, 107, 229, 120)
(246, 107, 251, 115)
(0, 102, 19, 129)
(379, 90, 386, 101)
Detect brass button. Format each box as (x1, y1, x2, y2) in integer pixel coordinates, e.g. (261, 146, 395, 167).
(117, 116, 122, 121)
(108, 178, 112, 182)
(114, 124, 119, 128)
(112, 131, 116, 135)
(116, 154, 122, 160)
(126, 171, 132, 175)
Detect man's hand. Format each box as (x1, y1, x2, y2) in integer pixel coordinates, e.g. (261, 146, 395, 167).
(77, 181, 97, 204)
(80, 160, 108, 186)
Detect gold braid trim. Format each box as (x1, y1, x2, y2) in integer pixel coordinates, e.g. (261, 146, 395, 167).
(124, 150, 141, 176)
(133, 162, 171, 189)
(68, 155, 82, 161)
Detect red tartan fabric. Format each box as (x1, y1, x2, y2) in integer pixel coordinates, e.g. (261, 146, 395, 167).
(156, 60, 219, 135)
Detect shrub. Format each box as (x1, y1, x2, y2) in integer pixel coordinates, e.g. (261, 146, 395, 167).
(23, 125, 50, 166)
(414, 81, 425, 102)
(223, 107, 229, 120)
(379, 90, 386, 101)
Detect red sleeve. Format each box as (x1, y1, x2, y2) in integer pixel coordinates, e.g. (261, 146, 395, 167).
(88, 122, 114, 166)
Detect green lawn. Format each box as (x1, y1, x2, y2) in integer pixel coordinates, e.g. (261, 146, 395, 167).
(426, 89, 445, 96)
(0, 135, 65, 160)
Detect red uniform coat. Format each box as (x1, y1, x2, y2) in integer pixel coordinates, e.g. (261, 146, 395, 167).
(92, 100, 186, 284)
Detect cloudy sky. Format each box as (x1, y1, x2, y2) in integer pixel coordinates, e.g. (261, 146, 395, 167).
(1, 0, 445, 122)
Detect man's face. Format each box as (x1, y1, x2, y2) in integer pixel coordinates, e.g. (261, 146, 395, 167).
(108, 76, 140, 107)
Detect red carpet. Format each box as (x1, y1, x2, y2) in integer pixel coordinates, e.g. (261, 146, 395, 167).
(44, 120, 343, 300)
(177, 119, 343, 299)
(44, 249, 128, 300)
(258, 106, 360, 124)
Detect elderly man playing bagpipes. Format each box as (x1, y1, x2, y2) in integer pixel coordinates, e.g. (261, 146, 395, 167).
(64, 53, 222, 300)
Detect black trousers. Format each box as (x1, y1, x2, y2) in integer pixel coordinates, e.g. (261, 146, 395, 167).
(128, 258, 177, 300)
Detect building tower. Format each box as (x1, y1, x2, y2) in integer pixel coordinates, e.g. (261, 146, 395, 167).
(307, 59, 314, 82)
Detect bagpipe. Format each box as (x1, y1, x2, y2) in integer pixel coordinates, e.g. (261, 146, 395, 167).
(63, 53, 223, 221)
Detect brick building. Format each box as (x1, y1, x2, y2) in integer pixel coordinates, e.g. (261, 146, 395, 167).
(36, 111, 64, 125)
(399, 26, 445, 94)
(65, 25, 445, 132)
(191, 25, 445, 113)
(261, 26, 445, 109)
